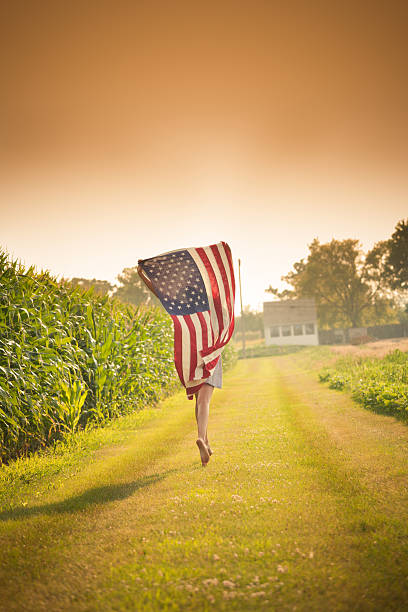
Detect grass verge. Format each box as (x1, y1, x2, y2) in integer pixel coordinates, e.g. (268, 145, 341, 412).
(318, 348, 408, 420)
(1, 353, 408, 610)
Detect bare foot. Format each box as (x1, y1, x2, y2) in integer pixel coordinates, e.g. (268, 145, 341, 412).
(196, 438, 210, 466)
(206, 442, 213, 456)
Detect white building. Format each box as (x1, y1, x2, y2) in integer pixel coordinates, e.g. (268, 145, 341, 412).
(263, 298, 319, 346)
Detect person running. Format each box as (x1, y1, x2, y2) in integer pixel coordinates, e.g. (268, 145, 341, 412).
(137, 241, 235, 467)
(137, 263, 222, 466)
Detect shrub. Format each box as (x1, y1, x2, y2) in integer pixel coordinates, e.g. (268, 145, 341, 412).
(318, 349, 408, 419)
(221, 342, 238, 371)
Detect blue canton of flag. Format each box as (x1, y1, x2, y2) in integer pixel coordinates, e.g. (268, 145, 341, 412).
(141, 250, 209, 316)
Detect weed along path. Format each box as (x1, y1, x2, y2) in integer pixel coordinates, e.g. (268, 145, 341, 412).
(1, 352, 408, 611)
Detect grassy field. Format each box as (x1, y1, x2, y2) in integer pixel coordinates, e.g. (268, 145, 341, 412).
(1, 347, 408, 610)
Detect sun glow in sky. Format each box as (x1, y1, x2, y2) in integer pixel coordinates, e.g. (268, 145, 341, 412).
(1, 1, 407, 309)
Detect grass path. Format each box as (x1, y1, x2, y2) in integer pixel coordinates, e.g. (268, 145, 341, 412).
(1, 351, 408, 610)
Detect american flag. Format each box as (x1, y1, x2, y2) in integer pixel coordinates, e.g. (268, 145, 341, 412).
(138, 241, 235, 399)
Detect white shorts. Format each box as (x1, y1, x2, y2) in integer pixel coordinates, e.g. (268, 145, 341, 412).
(205, 356, 222, 389)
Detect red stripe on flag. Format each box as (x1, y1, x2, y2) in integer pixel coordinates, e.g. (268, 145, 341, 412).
(206, 355, 221, 373)
(210, 244, 232, 322)
(223, 322, 235, 346)
(171, 315, 185, 386)
(220, 241, 235, 344)
(186, 382, 205, 398)
(184, 315, 197, 382)
(196, 247, 224, 343)
(197, 311, 209, 355)
(218, 312, 235, 348)
(223, 241, 236, 301)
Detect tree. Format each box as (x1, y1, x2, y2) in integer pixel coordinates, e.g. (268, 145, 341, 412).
(69, 277, 114, 296)
(267, 238, 395, 329)
(265, 286, 294, 300)
(363, 218, 408, 307)
(234, 306, 263, 334)
(384, 218, 408, 291)
(113, 266, 161, 308)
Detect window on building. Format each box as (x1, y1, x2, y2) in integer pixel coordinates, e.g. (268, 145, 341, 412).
(281, 325, 292, 336)
(270, 326, 280, 337)
(305, 323, 315, 334)
(293, 324, 303, 336)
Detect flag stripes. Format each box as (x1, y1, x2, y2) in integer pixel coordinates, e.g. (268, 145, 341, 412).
(140, 241, 235, 399)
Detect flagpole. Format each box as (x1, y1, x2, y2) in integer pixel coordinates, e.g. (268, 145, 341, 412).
(238, 258, 246, 358)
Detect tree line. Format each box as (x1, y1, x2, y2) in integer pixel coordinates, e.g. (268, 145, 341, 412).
(69, 218, 407, 332)
(266, 218, 408, 329)
(66, 267, 161, 308)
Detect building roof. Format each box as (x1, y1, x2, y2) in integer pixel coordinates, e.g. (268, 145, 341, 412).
(263, 298, 317, 326)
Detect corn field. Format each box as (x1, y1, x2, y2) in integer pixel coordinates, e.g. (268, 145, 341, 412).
(0, 249, 180, 463)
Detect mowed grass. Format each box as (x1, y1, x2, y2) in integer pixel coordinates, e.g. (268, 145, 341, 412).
(1, 350, 408, 611)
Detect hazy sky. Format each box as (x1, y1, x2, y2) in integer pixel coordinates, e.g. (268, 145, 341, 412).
(1, 0, 407, 309)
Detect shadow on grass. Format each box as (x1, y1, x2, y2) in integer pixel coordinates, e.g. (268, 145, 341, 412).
(0, 469, 177, 522)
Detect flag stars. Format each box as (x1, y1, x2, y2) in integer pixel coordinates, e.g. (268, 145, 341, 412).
(141, 249, 211, 314)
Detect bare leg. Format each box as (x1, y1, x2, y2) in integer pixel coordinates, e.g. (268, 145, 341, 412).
(195, 384, 214, 465)
(196, 396, 212, 454)
(196, 383, 213, 439)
